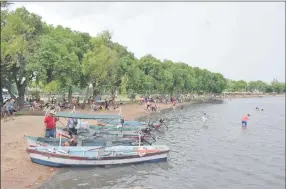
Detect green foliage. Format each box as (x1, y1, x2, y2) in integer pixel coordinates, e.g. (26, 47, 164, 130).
(1, 6, 285, 107)
(225, 79, 285, 93)
(44, 80, 60, 93)
(1, 7, 45, 106)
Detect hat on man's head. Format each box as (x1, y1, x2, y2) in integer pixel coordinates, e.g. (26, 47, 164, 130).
(49, 110, 56, 115)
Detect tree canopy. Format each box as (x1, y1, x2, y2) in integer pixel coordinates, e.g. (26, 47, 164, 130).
(1, 7, 285, 106)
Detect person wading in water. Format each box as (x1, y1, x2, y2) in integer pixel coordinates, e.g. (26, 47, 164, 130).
(241, 114, 250, 128)
(44, 110, 58, 138)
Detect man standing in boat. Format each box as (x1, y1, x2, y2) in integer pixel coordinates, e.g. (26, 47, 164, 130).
(44, 110, 58, 138)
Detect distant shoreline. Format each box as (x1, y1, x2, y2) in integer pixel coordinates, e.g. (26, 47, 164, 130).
(221, 93, 285, 99)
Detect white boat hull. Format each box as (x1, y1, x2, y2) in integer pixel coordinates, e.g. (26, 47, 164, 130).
(28, 151, 169, 167)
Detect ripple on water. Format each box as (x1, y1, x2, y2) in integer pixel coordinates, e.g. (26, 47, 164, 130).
(40, 97, 285, 189)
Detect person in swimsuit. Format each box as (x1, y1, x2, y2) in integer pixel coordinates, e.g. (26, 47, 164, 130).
(241, 114, 250, 127)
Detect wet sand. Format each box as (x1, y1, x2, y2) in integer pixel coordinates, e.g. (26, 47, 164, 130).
(1, 103, 178, 189)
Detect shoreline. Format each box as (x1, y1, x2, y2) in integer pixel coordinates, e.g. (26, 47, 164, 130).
(1, 101, 188, 189)
(0, 95, 282, 189)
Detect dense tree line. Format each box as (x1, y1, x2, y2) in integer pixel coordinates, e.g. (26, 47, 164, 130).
(1, 7, 285, 107)
(226, 79, 285, 93)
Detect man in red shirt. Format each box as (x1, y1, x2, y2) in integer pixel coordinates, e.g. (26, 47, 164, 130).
(44, 110, 58, 138)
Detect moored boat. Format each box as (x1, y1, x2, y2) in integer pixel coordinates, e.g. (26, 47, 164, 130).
(26, 145, 170, 167)
(56, 126, 149, 138)
(24, 135, 153, 147)
(55, 112, 166, 133)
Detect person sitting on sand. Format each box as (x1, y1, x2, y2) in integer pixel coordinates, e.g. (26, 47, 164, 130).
(151, 103, 157, 112)
(146, 101, 151, 111)
(241, 114, 250, 127)
(91, 102, 97, 111)
(44, 110, 58, 138)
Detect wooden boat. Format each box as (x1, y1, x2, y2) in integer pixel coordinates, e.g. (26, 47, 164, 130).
(55, 112, 147, 127)
(55, 112, 149, 134)
(26, 145, 170, 167)
(56, 126, 149, 138)
(55, 112, 166, 130)
(107, 119, 166, 129)
(55, 127, 155, 143)
(24, 136, 153, 147)
(88, 124, 148, 131)
(55, 112, 122, 120)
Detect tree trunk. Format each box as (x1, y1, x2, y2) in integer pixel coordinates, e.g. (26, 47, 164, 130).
(92, 83, 100, 99)
(17, 85, 26, 109)
(7, 83, 16, 99)
(68, 86, 72, 103)
(0, 81, 2, 104)
(92, 83, 96, 99)
(48, 92, 51, 102)
(83, 86, 90, 104)
(111, 88, 116, 104)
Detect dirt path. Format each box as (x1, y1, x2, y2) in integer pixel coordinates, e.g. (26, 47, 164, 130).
(1, 103, 175, 189)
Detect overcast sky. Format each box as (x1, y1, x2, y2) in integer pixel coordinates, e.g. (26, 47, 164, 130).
(11, 2, 285, 82)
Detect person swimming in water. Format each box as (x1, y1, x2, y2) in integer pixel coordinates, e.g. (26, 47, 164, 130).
(202, 113, 207, 122)
(256, 107, 259, 111)
(241, 114, 250, 127)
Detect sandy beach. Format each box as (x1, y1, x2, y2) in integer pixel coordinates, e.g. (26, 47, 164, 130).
(1, 102, 179, 189)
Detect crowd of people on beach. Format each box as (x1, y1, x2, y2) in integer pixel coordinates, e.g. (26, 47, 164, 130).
(90, 98, 120, 112)
(139, 96, 178, 112)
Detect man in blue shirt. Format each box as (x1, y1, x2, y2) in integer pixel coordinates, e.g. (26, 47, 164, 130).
(8, 99, 15, 120)
(3, 99, 15, 121)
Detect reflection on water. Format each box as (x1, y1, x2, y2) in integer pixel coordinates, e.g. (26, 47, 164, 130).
(40, 97, 285, 189)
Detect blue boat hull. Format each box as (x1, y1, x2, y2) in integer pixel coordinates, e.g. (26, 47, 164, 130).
(30, 157, 168, 167)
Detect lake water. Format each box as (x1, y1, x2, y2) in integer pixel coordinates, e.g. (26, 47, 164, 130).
(39, 97, 285, 189)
